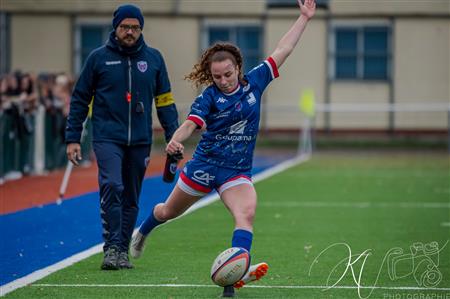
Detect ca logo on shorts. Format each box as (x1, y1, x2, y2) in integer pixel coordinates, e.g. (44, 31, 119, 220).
(193, 170, 215, 185)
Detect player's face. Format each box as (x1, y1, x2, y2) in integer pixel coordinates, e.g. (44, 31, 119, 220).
(115, 18, 141, 47)
(211, 59, 239, 94)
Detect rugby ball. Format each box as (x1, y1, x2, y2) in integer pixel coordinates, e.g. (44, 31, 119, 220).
(210, 247, 250, 287)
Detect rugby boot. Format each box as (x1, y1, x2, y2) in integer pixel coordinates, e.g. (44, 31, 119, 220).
(233, 262, 269, 289)
(130, 231, 147, 259)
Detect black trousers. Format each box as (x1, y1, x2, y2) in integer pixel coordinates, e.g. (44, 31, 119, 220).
(93, 142, 150, 252)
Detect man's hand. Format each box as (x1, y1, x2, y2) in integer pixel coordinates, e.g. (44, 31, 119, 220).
(66, 143, 82, 166)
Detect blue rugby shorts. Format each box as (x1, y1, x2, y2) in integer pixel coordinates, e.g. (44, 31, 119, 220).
(177, 158, 253, 196)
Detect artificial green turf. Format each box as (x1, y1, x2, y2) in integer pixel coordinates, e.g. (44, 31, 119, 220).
(5, 151, 449, 299)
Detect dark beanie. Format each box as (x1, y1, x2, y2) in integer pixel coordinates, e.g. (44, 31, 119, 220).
(112, 4, 144, 30)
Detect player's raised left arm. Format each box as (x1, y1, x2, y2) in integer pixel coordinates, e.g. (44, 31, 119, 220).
(270, 0, 316, 69)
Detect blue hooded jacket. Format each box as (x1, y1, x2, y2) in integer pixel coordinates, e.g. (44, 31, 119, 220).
(65, 31, 178, 145)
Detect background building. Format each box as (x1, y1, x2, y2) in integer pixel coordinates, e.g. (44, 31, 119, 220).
(1, 0, 449, 132)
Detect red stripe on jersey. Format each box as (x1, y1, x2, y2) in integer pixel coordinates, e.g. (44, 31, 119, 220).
(180, 172, 212, 193)
(267, 57, 279, 78)
(187, 115, 205, 129)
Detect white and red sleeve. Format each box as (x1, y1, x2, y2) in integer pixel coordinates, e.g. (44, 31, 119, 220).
(264, 56, 280, 80)
(187, 114, 205, 129)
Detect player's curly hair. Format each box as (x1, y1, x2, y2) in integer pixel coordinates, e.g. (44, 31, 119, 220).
(185, 43, 245, 88)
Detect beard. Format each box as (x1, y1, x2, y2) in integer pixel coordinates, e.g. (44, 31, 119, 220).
(118, 34, 137, 47)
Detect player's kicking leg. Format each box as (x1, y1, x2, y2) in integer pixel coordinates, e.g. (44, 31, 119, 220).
(130, 184, 202, 259)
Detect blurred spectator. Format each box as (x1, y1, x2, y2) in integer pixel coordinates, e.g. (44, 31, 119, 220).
(0, 70, 91, 183)
(53, 73, 73, 118)
(37, 73, 55, 111)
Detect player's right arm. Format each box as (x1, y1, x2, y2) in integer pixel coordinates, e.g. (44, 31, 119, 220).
(167, 90, 211, 155)
(165, 120, 197, 155)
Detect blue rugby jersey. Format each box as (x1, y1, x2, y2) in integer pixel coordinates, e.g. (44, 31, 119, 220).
(187, 57, 279, 170)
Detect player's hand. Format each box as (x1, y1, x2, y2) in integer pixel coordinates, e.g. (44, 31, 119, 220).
(67, 143, 82, 166)
(299, 0, 316, 20)
(166, 139, 184, 156)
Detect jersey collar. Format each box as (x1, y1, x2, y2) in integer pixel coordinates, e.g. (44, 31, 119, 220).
(222, 83, 241, 96)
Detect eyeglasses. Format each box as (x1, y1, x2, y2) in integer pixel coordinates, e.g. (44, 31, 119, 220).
(119, 24, 141, 33)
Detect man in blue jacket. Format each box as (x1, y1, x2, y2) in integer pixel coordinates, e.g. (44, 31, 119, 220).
(65, 4, 179, 270)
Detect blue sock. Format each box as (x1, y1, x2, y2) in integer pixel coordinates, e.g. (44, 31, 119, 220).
(139, 207, 165, 235)
(232, 229, 253, 252)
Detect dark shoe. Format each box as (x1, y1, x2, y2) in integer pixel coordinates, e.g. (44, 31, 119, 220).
(101, 246, 120, 270)
(118, 251, 134, 269)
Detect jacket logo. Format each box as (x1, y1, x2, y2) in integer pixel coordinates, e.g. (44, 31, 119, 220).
(105, 60, 121, 65)
(192, 170, 215, 185)
(137, 61, 147, 73)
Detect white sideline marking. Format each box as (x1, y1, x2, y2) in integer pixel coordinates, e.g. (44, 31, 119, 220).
(30, 283, 450, 292)
(259, 201, 450, 209)
(0, 244, 103, 296)
(0, 154, 309, 297)
(441, 222, 450, 227)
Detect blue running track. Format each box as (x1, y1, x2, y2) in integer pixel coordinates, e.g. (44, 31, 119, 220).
(0, 154, 293, 286)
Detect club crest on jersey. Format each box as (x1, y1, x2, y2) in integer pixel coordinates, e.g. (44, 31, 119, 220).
(193, 170, 215, 185)
(247, 92, 256, 106)
(217, 97, 227, 104)
(243, 84, 250, 92)
(235, 101, 242, 112)
(137, 61, 147, 73)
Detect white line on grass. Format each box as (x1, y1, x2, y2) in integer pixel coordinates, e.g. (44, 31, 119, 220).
(30, 283, 450, 292)
(441, 222, 450, 227)
(0, 154, 310, 297)
(259, 201, 450, 209)
(0, 244, 103, 297)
